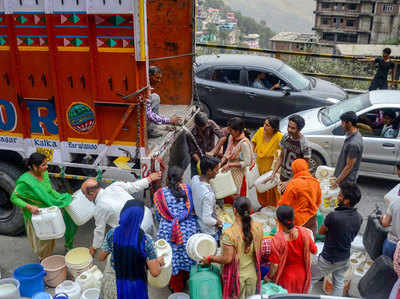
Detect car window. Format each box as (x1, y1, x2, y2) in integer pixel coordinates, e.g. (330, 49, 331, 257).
(211, 68, 241, 85)
(278, 64, 310, 90)
(320, 93, 371, 126)
(357, 109, 400, 138)
(248, 70, 287, 90)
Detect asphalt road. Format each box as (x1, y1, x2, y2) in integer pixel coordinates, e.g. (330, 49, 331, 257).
(0, 176, 397, 298)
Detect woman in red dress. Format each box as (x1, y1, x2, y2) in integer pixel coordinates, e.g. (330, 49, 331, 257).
(265, 205, 317, 293)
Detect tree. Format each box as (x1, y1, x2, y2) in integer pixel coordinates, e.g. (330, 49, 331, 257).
(206, 23, 218, 36)
(219, 30, 230, 45)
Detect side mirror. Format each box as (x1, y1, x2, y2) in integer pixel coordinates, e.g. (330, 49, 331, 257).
(281, 86, 291, 96)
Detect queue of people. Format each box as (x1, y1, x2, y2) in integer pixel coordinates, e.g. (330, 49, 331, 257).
(11, 109, 368, 298)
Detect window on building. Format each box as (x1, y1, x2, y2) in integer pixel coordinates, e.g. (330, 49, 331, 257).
(322, 18, 329, 25)
(333, 18, 337, 23)
(337, 33, 358, 43)
(340, 18, 344, 23)
(383, 4, 393, 11)
(321, 3, 330, 9)
(322, 32, 335, 41)
(348, 3, 357, 10)
(346, 19, 355, 27)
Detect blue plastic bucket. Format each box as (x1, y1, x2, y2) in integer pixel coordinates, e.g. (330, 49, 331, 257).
(13, 264, 45, 297)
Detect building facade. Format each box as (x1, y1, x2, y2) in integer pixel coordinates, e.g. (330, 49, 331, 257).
(313, 0, 400, 44)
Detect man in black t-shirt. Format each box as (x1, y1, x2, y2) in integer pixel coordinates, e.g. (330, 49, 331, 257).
(358, 47, 395, 90)
(310, 183, 362, 296)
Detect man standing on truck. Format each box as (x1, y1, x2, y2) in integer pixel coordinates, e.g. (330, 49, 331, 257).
(81, 171, 161, 257)
(147, 66, 182, 138)
(358, 48, 395, 91)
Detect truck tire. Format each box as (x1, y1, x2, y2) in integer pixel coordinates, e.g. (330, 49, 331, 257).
(0, 162, 24, 236)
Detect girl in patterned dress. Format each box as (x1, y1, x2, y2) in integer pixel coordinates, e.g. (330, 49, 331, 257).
(154, 166, 200, 293)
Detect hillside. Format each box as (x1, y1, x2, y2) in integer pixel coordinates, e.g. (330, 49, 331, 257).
(224, 0, 315, 33)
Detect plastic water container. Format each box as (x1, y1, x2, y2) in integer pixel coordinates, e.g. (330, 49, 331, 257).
(76, 266, 103, 291)
(0, 278, 20, 299)
(315, 166, 335, 181)
(210, 171, 237, 199)
(32, 292, 52, 299)
(168, 293, 189, 299)
(319, 185, 339, 214)
(81, 288, 100, 299)
(31, 206, 66, 240)
(65, 248, 93, 280)
(186, 234, 217, 262)
(66, 190, 95, 226)
(384, 183, 400, 205)
(41, 255, 67, 288)
(246, 163, 259, 189)
(55, 280, 81, 299)
(255, 171, 279, 193)
(148, 239, 172, 288)
(13, 264, 45, 298)
(189, 265, 222, 299)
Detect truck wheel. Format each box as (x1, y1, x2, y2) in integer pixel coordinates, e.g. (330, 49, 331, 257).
(309, 152, 324, 175)
(0, 162, 24, 236)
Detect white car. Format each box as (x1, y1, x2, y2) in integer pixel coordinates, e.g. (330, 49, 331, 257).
(280, 90, 400, 180)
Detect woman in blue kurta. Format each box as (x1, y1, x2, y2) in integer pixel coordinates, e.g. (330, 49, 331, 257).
(154, 166, 200, 293)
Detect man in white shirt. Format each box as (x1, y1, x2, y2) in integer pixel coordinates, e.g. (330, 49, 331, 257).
(81, 171, 161, 256)
(191, 156, 222, 239)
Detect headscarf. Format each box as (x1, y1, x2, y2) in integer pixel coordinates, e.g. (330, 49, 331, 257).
(113, 200, 148, 299)
(224, 132, 247, 161)
(291, 158, 311, 178)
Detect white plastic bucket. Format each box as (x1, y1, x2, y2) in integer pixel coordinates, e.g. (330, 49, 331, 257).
(65, 248, 93, 280)
(186, 234, 217, 262)
(75, 266, 103, 291)
(66, 190, 95, 226)
(148, 239, 173, 288)
(319, 185, 339, 214)
(210, 171, 237, 199)
(81, 288, 100, 299)
(245, 163, 259, 189)
(168, 293, 189, 299)
(0, 278, 20, 299)
(32, 206, 66, 240)
(55, 280, 81, 299)
(250, 212, 271, 234)
(255, 171, 279, 193)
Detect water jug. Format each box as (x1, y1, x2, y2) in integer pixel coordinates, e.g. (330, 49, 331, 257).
(148, 239, 172, 288)
(55, 280, 81, 299)
(358, 255, 397, 299)
(186, 234, 217, 262)
(255, 171, 279, 193)
(384, 183, 400, 205)
(319, 184, 339, 214)
(80, 288, 100, 299)
(189, 264, 222, 299)
(66, 190, 95, 226)
(260, 207, 276, 227)
(31, 207, 66, 240)
(315, 211, 325, 241)
(210, 171, 237, 199)
(141, 207, 155, 236)
(75, 266, 103, 291)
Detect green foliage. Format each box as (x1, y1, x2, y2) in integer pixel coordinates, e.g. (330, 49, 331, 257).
(380, 38, 400, 45)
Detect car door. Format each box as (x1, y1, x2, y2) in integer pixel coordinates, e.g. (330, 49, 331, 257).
(202, 66, 245, 121)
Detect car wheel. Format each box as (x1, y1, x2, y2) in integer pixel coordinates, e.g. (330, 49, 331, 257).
(198, 101, 210, 118)
(0, 162, 24, 236)
(309, 152, 324, 174)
